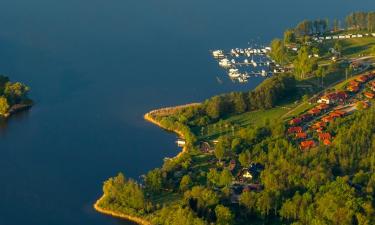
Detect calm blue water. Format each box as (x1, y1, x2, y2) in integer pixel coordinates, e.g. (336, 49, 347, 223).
(0, 1, 372, 225)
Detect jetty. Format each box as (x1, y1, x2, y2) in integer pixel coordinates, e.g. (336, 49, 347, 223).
(210, 45, 282, 83)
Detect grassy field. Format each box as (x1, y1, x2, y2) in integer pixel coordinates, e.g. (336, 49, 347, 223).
(321, 37, 375, 59)
(194, 107, 289, 140)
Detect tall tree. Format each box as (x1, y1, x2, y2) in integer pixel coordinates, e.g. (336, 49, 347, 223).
(215, 205, 234, 225)
(0, 96, 9, 115)
(293, 46, 316, 79)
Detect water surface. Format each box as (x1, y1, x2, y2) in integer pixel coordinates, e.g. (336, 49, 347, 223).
(0, 1, 373, 225)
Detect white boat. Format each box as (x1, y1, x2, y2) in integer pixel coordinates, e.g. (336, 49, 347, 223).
(219, 58, 231, 68)
(212, 50, 224, 58)
(238, 77, 248, 83)
(229, 72, 241, 78)
(228, 68, 241, 78)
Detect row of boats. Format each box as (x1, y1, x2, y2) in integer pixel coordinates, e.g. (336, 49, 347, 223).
(212, 47, 271, 59)
(218, 58, 272, 68)
(211, 47, 282, 83)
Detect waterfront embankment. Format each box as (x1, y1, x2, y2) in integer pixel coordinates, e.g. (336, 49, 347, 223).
(94, 195, 151, 225)
(144, 103, 201, 158)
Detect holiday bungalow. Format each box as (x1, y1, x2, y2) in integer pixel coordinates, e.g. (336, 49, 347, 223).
(370, 81, 375, 92)
(316, 104, 330, 110)
(312, 121, 327, 131)
(317, 91, 348, 104)
(355, 75, 369, 83)
(323, 139, 332, 146)
(289, 117, 302, 125)
(300, 140, 316, 150)
(347, 80, 360, 92)
(288, 126, 303, 134)
(349, 80, 360, 87)
(296, 132, 307, 139)
(318, 132, 332, 141)
(330, 110, 346, 118)
(364, 92, 375, 99)
(322, 115, 334, 123)
(308, 108, 321, 116)
(347, 85, 360, 93)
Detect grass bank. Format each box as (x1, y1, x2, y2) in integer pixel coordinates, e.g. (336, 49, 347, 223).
(94, 195, 151, 225)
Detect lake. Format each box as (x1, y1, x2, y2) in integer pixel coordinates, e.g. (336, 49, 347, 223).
(0, 0, 372, 224)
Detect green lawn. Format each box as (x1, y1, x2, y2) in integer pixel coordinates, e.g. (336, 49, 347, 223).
(321, 37, 375, 58)
(194, 107, 289, 140)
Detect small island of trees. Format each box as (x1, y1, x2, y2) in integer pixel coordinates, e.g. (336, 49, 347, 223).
(0, 75, 32, 117)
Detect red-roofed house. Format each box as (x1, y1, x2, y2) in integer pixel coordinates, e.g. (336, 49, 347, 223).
(371, 81, 375, 91)
(364, 92, 374, 99)
(347, 85, 360, 93)
(289, 118, 302, 125)
(288, 126, 303, 134)
(318, 91, 348, 104)
(323, 139, 332, 146)
(329, 110, 345, 118)
(296, 132, 307, 139)
(332, 110, 346, 116)
(356, 75, 369, 83)
(300, 140, 316, 150)
(349, 80, 360, 87)
(312, 121, 326, 130)
(308, 108, 321, 116)
(318, 132, 332, 141)
(317, 104, 330, 110)
(322, 116, 334, 123)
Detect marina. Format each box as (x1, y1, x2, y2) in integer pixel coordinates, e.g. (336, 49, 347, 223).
(211, 46, 282, 83)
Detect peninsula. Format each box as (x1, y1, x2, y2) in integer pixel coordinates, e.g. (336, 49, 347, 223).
(95, 11, 375, 225)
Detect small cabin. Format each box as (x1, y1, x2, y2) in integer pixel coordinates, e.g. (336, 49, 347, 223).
(364, 92, 374, 99)
(296, 132, 307, 139)
(288, 126, 303, 134)
(318, 133, 332, 141)
(243, 171, 253, 179)
(300, 140, 316, 150)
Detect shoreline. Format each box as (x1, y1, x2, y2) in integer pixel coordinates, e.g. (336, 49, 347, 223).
(94, 103, 201, 224)
(144, 103, 201, 159)
(94, 195, 151, 225)
(1, 103, 33, 118)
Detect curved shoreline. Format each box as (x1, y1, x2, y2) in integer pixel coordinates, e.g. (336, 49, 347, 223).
(144, 103, 201, 159)
(94, 195, 151, 225)
(94, 103, 201, 224)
